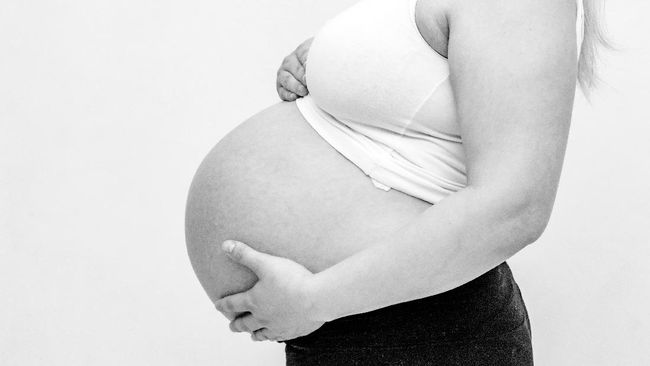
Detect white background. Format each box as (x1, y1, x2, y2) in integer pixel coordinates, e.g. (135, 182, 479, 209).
(1, 0, 648, 365)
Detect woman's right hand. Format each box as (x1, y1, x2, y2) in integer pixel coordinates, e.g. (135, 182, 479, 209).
(276, 37, 313, 102)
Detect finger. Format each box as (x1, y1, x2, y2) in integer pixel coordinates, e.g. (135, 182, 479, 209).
(277, 87, 298, 102)
(278, 70, 308, 97)
(281, 53, 306, 81)
(295, 60, 309, 86)
(280, 54, 307, 92)
(251, 328, 270, 342)
(251, 333, 266, 342)
(229, 314, 264, 333)
(252, 328, 277, 342)
(214, 292, 253, 313)
(222, 240, 276, 276)
(289, 64, 307, 89)
(295, 38, 313, 67)
(217, 309, 237, 322)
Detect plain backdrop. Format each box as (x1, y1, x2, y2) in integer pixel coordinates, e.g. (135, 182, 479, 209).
(1, 0, 648, 365)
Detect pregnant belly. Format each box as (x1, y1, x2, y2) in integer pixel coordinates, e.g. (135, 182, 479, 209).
(185, 101, 431, 302)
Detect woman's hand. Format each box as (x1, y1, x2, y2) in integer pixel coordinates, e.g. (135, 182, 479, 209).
(214, 240, 325, 342)
(276, 37, 313, 102)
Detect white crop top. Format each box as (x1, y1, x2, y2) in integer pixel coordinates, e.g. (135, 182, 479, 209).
(296, 0, 585, 204)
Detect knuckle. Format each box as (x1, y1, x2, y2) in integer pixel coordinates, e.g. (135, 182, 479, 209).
(243, 317, 255, 329)
(219, 300, 229, 312)
(286, 53, 298, 65)
(283, 78, 296, 91)
(237, 320, 249, 333)
(255, 332, 266, 342)
(244, 296, 255, 311)
(279, 71, 291, 84)
(295, 66, 305, 80)
(281, 90, 296, 101)
(229, 321, 238, 332)
(289, 83, 304, 96)
(224, 300, 235, 312)
(278, 75, 287, 88)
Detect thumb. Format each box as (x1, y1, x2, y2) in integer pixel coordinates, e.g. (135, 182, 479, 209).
(222, 240, 270, 276)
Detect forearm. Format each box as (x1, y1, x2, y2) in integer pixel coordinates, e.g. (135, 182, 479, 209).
(309, 185, 544, 322)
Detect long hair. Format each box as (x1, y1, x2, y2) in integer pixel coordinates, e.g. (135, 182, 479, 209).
(578, 0, 611, 92)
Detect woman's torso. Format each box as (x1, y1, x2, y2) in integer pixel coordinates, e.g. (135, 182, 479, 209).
(298, 0, 467, 204)
(185, 0, 584, 301)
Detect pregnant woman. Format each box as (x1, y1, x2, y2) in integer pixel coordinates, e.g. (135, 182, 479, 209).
(185, 0, 607, 364)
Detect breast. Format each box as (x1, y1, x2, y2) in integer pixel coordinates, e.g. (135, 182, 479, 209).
(305, 0, 460, 138)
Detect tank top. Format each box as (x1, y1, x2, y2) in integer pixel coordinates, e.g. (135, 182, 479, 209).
(295, 0, 585, 204)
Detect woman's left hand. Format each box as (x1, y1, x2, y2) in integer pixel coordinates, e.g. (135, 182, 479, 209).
(214, 240, 326, 342)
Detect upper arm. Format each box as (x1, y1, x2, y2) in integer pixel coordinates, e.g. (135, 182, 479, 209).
(447, 0, 578, 219)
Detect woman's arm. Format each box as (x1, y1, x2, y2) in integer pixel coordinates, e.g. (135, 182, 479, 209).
(309, 0, 579, 321)
(216, 0, 579, 341)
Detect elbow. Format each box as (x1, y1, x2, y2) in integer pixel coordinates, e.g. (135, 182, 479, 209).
(508, 196, 553, 247)
(465, 184, 556, 252)
(470, 176, 559, 250)
(519, 205, 551, 245)
(488, 189, 553, 249)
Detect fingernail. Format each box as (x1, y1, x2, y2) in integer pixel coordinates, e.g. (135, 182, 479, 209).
(222, 240, 236, 253)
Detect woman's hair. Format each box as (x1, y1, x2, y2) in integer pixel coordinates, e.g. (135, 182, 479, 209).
(578, 0, 611, 92)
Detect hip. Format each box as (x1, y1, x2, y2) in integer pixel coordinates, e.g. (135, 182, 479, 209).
(284, 262, 533, 365)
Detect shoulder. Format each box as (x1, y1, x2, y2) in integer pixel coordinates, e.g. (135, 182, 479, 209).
(415, 0, 576, 57)
(445, 0, 578, 76)
(446, 0, 577, 34)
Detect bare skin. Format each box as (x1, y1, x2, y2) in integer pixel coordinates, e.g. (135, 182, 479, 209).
(275, 1, 450, 101)
(187, 0, 577, 340)
(186, 1, 457, 306)
(185, 101, 431, 303)
(275, 38, 312, 101)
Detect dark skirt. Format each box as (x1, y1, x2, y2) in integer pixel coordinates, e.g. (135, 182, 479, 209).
(283, 262, 533, 365)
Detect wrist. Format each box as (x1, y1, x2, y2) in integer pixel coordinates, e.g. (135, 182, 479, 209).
(306, 272, 335, 322)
